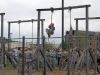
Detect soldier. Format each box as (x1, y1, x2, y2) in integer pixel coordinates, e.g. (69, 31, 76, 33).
(97, 49, 100, 65)
(39, 52, 43, 68)
(46, 49, 51, 64)
(56, 48, 62, 67)
(90, 49, 95, 69)
(58, 50, 68, 70)
(25, 48, 34, 74)
(79, 49, 85, 71)
(17, 47, 22, 74)
(9, 49, 16, 68)
(31, 47, 37, 69)
(46, 23, 55, 37)
(50, 50, 56, 69)
(59, 50, 64, 69)
(70, 50, 73, 68)
(62, 50, 68, 70)
(71, 50, 79, 68)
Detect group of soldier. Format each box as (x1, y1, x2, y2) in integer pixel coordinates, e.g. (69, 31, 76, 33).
(8, 47, 34, 75)
(46, 48, 100, 70)
(7, 47, 100, 75)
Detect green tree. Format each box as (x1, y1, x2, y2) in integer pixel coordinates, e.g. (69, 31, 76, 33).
(45, 42, 53, 50)
(60, 41, 68, 49)
(75, 30, 86, 49)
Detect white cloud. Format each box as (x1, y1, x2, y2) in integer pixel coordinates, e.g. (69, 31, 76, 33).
(0, 0, 100, 44)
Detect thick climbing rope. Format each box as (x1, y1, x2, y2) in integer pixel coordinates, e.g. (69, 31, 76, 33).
(48, 8, 54, 43)
(32, 19, 34, 50)
(18, 20, 21, 47)
(68, 7, 72, 30)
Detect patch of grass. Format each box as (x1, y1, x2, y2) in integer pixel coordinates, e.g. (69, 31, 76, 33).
(32, 68, 43, 73)
(76, 73, 81, 75)
(55, 59, 58, 67)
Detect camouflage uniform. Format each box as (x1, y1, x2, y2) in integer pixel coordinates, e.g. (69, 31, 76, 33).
(97, 50, 100, 65)
(17, 49, 22, 73)
(90, 50, 95, 69)
(50, 51, 56, 69)
(39, 52, 43, 68)
(9, 49, 16, 68)
(59, 51, 68, 69)
(79, 50, 85, 71)
(71, 50, 79, 68)
(46, 50, 51, 64)
(25, 49, 34, 74)
(56, 51, 62, 67)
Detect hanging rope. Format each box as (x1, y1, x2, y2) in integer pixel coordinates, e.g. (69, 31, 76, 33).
(51, 12, 53, 24)
(68, 7, 72, 30)
(32, 19, 34, 49)
(18, 20, 21, 47)
(50, 7, 54, 24)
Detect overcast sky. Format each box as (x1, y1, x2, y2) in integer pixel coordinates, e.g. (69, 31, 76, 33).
(0, 0, 100, 44)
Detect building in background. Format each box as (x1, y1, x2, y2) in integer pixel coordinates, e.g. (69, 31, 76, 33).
(65, 30, 100, 50)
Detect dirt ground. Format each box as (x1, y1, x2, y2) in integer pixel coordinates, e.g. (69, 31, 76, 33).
(0, 67, 98, 75)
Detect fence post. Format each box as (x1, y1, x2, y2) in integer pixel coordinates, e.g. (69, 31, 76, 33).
(42, 36, 46, 75)
(22, 36, 25, 75)
(2, 37, 6, 75)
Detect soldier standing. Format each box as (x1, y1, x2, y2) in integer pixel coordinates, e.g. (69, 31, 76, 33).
(50, 50, 56, 69)
(79, 49, 85, 71)
(62, 50, 68, 70)
(59, 50, 64, 69)
(25, 48, 34, 75)
(97, 49, 100, 66)
(9, 48, 16, 68)
(71, 50, 79, 68)
(17, 47, 22, 75)
(39, 52, 43, 68)
(59, 50, 68, 70)
(56, 49, 62, 67)
(46, 49, 51, 64)
(90, 49, 95, 69)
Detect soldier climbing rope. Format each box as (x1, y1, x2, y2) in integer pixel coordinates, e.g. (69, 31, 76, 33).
(68, 7, 74, 49)
(46, 7, 55, 43)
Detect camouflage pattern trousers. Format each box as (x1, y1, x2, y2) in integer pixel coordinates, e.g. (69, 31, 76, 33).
(18, 61, 22, 73)
(26, 61, 33, 74)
